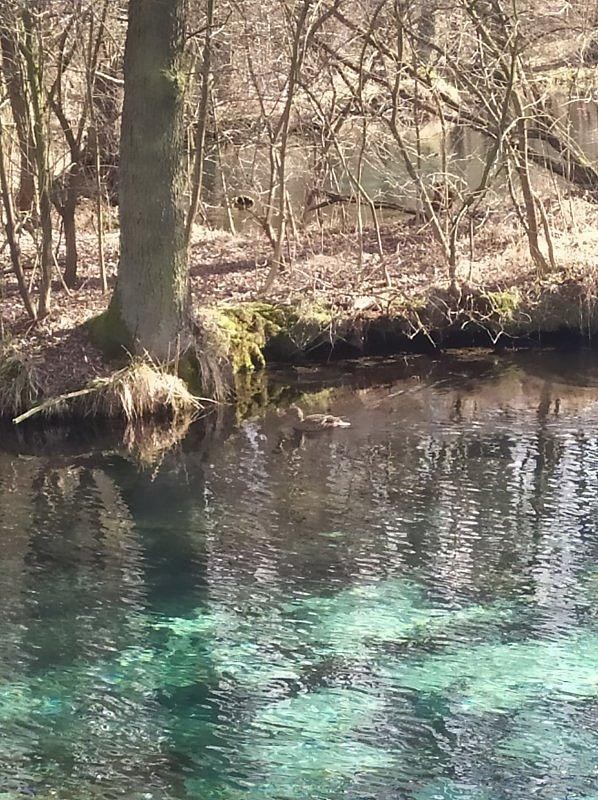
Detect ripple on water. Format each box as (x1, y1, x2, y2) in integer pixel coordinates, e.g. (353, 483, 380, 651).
(0, 353, 597, 799)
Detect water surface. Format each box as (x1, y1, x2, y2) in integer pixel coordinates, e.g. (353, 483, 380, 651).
(0, 351, 597, 799)
(211, 98, 598, 230)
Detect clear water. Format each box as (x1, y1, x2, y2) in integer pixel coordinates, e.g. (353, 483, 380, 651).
(213, 98, 598, 231)
(0, 351, 597, 800)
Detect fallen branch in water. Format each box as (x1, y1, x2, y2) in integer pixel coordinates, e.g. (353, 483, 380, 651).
(13, 385, 97, 424)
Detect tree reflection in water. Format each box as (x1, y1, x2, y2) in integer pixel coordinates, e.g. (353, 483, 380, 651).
(0, 351, 597, 800)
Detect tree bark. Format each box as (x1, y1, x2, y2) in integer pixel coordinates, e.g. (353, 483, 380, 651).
(0, 113, 36, 319)
(102, 0, 190, 359)
(59, 185, 79, 288)
(184, 0, 214, 243)
(21, 7, 53, 317)
(0, 26, 36, 212)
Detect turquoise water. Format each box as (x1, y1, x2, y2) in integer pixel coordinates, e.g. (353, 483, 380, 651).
(0, 352, 597, 799)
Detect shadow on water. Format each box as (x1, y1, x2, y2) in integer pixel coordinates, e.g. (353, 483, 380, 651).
(0, 349, 597, 799)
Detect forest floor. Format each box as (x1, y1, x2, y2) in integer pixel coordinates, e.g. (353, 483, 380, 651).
(1, 195, 597, 415)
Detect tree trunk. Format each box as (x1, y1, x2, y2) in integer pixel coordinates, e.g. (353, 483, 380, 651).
(60, 197, 78, 288)
(0, 113, 36, 319)
(101, 0, 190, 359)
(21, 7, 53, 317)
(0, 26, 36, 212)
(184, 0, 214, 243)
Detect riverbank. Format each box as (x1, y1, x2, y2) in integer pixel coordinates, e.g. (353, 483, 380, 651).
(1, 200, 597, 422)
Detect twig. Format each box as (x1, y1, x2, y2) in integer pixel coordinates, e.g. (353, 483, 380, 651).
(13, 386, 96, 424)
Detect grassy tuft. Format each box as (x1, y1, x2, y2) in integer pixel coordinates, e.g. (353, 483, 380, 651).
(83, 360, 202, 422)
(0, 345, 43, 416)
(12, 358, 205, 425)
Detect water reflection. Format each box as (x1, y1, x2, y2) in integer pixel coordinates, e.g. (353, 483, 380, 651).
(0, 351, 597, 799)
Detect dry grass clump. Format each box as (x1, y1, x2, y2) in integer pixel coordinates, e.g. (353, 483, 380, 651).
(465, 197, 598, 289)
(84, 360, 202, 421)
(0, 346, 43, 416)
(12, 358, 205, 424)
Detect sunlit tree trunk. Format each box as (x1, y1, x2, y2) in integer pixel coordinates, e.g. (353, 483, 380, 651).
(0, 25, 36, 212)
(21, 6, 53, 317)
(0, 113, 36, 319)
(98, 0, 190, 359)
(185, 0, 214, 243)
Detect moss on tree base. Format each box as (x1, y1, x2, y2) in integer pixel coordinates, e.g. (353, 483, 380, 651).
(87, 300, 134, 360)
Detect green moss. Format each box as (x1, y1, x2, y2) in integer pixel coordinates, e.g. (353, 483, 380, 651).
(293, 388, 336, 410)
(278, 301, 335, 354)
(484, 289, 520, 320)
(205, 301, 335, 373)
(387, 291, 429, 317)
(89, 299, 336, 380)
(219, 303, 285, 371)
(86, 299, 134, 360)
(160, 67, 186, 94)
(233, 370, 270, 419)
(176, 350, 202, 392)
(233, 371, 290, 421)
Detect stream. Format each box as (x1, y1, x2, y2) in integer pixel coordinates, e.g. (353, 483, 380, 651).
(0, 350, 597, 800)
